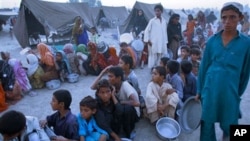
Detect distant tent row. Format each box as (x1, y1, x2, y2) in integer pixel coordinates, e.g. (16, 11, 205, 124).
(14, 0, 187, 48)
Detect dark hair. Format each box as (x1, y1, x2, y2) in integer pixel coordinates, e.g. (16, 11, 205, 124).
(153, 66, 167, 79)
(190, 44, 200, 49)
(108, 66, 124, 81)
(181, 60, 193, 74)
(188, 14, 194, 20)
(180, 46, 190, 53)
(221, 5, 243, 17)
(170, 13, 180, 22)
(190, 48, 201, 55)
(53, 89, 72, 109)
(80, 96, 97, 110)
(167, 60, 180, 74)
(0, 110, 26, 136)
(160, 57, 170, 66)
(121, 55, 133, 69)
(154, 4, 163, 12)
(96, 79, 113, 94)
(120, 42, 128, 47)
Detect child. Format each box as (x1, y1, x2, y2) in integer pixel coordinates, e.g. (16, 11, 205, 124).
(189, 47, 201, 77)
(77, 96, 108, 141)
(185, 14, 196, 46)
(180, 60, 197, 102)
(159, 57, 170, 73)
(39, 89, 79, 141)
(89, 27, 99, 44)
(145, 66, 179, 123)
(119, 42, 137, 68)
(55, 51, 71, 82)
(177, 45, 190, 63)
(119, 55, 141, 95)
(166, 60, 184, 103)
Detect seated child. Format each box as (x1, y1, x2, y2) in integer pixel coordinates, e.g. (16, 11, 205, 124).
(39, 89, 79, 141)
(180, 60, 197, 102)
(177, 45, 190, 63)
(89, 27, 99, 44)
(63, 43, 80, 74)
(55, 51, 71, 82)
(77, 96, 108, 141)
(145, 66, 179, 123)
(119, 42, 137, 68)
(189, 47, 201, 77)
(159, 57, 170, 73)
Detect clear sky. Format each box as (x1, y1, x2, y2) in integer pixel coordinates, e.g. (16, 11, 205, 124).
(0, 0, 250, 9)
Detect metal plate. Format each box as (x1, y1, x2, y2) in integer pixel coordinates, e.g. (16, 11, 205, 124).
(179, 96, 202, 133)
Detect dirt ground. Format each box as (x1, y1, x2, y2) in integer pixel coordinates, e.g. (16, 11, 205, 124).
(0, 25, 250, 141)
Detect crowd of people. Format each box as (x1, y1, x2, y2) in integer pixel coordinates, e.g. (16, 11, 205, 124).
(1, 1, 250, 141)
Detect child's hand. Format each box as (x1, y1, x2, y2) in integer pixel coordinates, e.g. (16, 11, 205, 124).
(39, 120, 47, 128)
(166, 88, 176, 95)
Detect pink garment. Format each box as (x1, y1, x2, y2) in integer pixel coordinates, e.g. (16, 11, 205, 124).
(8, 59, 31, 92)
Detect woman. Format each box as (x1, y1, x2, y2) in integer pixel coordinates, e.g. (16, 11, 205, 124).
(0, 60, 22, 103)
(0, 82, 8, 112)
(133, 9, 147, 37)
(0, 51, 10, 62)
(63, 43, 80, 74)
(196, 2, 250, 141)
(167, 14, 183, 60)
(82, 42, 108, 76)
(107, 47, 119, 66)
(37, 43, 58, 82)
(72, 16, 89, 46)
(76, 44, 89, 75)
(55, 51, 71, 82)
(26, 54, 45, 89)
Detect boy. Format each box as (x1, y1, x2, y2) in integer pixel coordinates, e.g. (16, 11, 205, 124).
(176, 45, 190, 63)
(189, 47, 201, 77)
(180, 60, 197, 102)
(77, 96, 108, 141)
(40, 89, 79, 141)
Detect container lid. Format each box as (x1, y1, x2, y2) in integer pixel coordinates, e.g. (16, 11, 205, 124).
(131, 39, 144, 51)
(120, 33, 134, 44)
(178, 96, 202, 133)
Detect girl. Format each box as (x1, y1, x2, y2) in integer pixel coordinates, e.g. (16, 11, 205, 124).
(55, 51, 71, 82)
(145, 66, 179, 123)
(185, 14, 196, 46)
(63, 43, 80, 74)
(72, 16, 89, 46)
(37, 43, 58, 82)
(26, 54, 45, 89)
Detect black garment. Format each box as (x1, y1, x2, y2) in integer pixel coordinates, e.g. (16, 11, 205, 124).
(133, 15, 147, 37)
(167, 22, 183, 44)
(95, 98, 123, 138)
(0, 60, 15, 91)
(82, 56, 101, 76)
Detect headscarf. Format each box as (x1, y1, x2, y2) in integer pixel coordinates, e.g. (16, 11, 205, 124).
(107, 47, 119, 66)
(63, 43, 74, 54)
(0, 60, 15, 91)
(37, 43, 54, 66)
(0, 51, 10, 61)
(76, 44, 88, 55)
(72, 16, 82, 36)
(8, 58, 31, 92)
(56, 51, 72, 74)
(26, 54, 39, 76)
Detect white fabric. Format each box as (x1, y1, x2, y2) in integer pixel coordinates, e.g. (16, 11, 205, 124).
(143, 17, 168, 68)
(222, 2, 243, 13)
(118, 81, 140, 117)
(26, 54, 39, 76)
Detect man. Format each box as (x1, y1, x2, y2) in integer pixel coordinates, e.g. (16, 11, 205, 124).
(143, 4, 168, 68)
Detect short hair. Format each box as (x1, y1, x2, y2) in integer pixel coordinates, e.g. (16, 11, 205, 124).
(167, 60, 180, 74)
(120, 42, 128, 47)
(53, 89, 72, 109)
(96, 79, 112, 94)
(190, 48, 201, 55)
(80, 96, 97, 110)
(108, 66, 124, 81)
(153, 66, 167, 79)
(121, 55, 133, 69)
(0, 110, 26, 136)
(221, 4, 243, 16)
(180, 46, 190, 53)
(181, 60, 193, 74)
(154, 4, 163, 12)
(160, 57, 170, 66)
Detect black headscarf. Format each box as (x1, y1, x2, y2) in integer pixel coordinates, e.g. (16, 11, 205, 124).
(0, 60, 15, 91)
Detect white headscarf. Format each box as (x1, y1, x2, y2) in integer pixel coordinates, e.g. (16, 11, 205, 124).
(26, 54, 39, 76)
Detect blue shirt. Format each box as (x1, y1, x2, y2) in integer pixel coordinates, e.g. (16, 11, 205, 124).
(167, 73, 184, 100)
(77, 114, 108, 137)
(47, 110, 79, 140)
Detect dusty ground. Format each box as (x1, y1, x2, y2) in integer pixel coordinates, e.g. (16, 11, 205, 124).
(0, 25, 250, 141)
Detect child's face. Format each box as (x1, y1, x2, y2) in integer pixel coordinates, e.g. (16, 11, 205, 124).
(118, 59, 128, 70)
(154, 8, 162, 17)
(151, 69, 163, 84)
(80, 106, 96, 120)
(181, 49, 189, 58)
(97, 87, 112, 103)
(56, 53, 62, 61)
(108, 72, 120, 86)
(50, 96, 62, 111)
(191, 54, 200, 61)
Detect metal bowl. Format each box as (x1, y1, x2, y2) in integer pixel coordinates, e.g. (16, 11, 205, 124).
(67, 73, 79, 83)
(46, 79, 61, 90)
(156, 117, 181, 140)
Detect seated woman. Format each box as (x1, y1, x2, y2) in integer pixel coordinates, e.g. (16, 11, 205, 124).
(8, 58, 32, 94)
(82, 42, 108, 76)
(76, 44, 88, 75)
(145, 66, 179, 124)
(26, 54, 45, 89)
(37, 43, 59, 82)
(94, 79, 122, 141)
(55, 51, 71, 82)
(0, 60, 22, 104)
(107, 47, 119, 66)
(63, 43, 80, 74)
(0, 82, 8, 112)
(119, 42, 137, 68)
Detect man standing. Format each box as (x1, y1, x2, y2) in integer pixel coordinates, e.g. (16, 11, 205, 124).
(143, 4, 168, 68)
